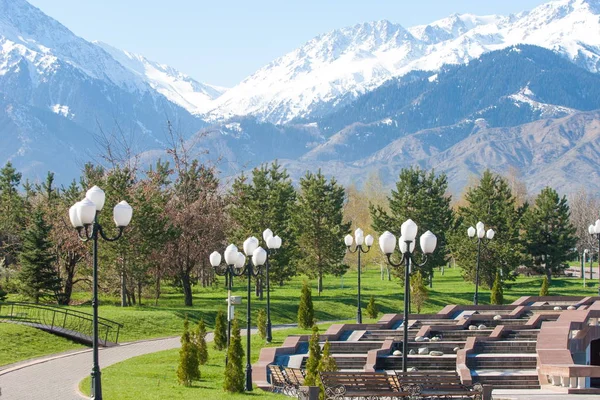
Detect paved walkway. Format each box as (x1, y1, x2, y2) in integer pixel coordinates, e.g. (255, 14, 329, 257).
(0, 325, 279, 400)
(2, 324, 599, 400)
(493, 389, 600, 400)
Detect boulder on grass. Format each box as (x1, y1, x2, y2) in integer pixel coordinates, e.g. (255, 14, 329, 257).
(408, 367, 418, 372)
(567, 306, 576, 310)
(418, 347, 428, 355)
(429, 350, 444, 356)
(468, 325, 477, 331)
(493, 315, 502, 321)
(477, 324, 487, 330)
(392, 350, 402, 356)
(554, 306, 562, 311)
(431, 336, 441, 342)
(409, 349, 416, 355)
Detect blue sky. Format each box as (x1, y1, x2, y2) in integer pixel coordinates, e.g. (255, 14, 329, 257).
(28, 0, 549, 87)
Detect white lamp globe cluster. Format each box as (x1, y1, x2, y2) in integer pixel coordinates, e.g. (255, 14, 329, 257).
(69, 185, 133, 228)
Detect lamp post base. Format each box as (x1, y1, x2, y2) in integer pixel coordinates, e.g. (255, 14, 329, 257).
(266, 321, 272, 343)
(356, 309, 362, 324)
(91, 368, 102, 400)
(245, 365, 253, 391)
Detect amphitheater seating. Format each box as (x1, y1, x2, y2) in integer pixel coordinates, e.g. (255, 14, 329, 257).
(256, 296, 600, 398)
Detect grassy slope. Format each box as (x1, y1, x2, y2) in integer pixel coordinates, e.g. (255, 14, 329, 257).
(0, 323, 84, 366)
(79, 326, 327, 399)
(4, 265, 595, 367)
(70, 265, 598, 341)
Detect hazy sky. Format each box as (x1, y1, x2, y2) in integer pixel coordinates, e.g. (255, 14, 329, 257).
(27, 0, 550, 87)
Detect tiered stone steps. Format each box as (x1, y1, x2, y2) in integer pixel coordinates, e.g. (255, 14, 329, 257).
(301, 354, 367, 370)
(327, 341, 383, 354)
(468, 354, 538, 370)
(503, 329, 540, 340)
(430, 329, 493, 340)
(406, 341, 465, 354)
(472, 372, 541, 389)
(359, 329, 418, 341)
(474, 340, 537, 354)
(378, 354, 457, 371)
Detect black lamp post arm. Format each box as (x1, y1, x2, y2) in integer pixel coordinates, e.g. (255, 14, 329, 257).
(97, 225, 125, 242)
(385, 252, 406, 269)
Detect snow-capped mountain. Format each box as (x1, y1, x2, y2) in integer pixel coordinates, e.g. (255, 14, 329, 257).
(0, 0, 212, 181)
(0, 0, 221, 114)
(95, 42, 227, 114)
(208, 0, 600, 124)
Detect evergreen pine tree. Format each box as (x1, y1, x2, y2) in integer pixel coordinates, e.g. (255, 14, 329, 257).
(366, 296, 378, 319)
(195, 318, 209, 365)
(410, 271, 429, 313)
(490, 272, 504, 305)
(371, 167, 454, 280)
(18, 210, 60, 303)
(0, 162, 26, 280)
(304, 326, 321, 386)
(317, 340, 338, 400)
(223, 319, 244, 393)
(540, 275, 550, 296)
(291, 170, 350, 294)
(298, 281, 314, 329)
(522, 187, 577, 281)
(257, 308, 267, 340)
(214, 310, 228, 350)
(177, 317, 200, 386)
(449, 170, 525, 289)
(227, 161, 298, 285)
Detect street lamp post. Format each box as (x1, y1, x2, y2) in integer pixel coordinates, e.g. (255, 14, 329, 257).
(467, 222, 495, 305)
(379, 219, 437, 373)
(211, 237, 266, 391)
(587, 220, 600, 295)
(69, 186, 133, 400)
(262, 229, 282, 343)
(210, 245, 246, 363)
(344, 228, 374, 324)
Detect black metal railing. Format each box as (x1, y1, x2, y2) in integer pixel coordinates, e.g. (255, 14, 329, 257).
(0, 302, 123, 346)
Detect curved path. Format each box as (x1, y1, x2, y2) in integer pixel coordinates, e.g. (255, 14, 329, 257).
(0, 324, 292, 400)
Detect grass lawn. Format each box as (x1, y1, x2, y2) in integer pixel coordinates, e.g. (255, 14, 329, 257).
(4, 264, 597, 367)
(68, 264, 598, 341)
(0, 322, 84, 366)
(79, 325, 331, 400)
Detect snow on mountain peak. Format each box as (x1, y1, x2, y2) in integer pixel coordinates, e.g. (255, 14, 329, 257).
(0, 0, 147, 91)
(209, 0, 600, 124)
(94, 42, 227, 114)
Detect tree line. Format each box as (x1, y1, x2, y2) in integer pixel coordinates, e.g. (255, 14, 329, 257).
(0, 154, 588, 306)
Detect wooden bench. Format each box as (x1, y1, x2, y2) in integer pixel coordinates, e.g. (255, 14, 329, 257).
(395, 371, 484, 399)
(320, 371, 419, 399)
(284, 367, 305, 387)
(268, 364, 299, 396)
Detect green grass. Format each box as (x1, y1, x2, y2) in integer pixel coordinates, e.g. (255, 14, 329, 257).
(67, 265, 598, 341)
(79, 325, 331, 399)
(4, 265, 597, 368)
(0, 322, 84, 366)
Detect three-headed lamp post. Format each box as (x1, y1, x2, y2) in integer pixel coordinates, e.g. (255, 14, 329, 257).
(68, 186, 133, 400)
(262, 229, 282, 342)
(344, 228, 374, 324)
(467, 221, 495, 305)
(210, 244, 246, 361)
(587, 219, 600, 295)
(379, 219, 437, 372)
(211, 237, 266, 391)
